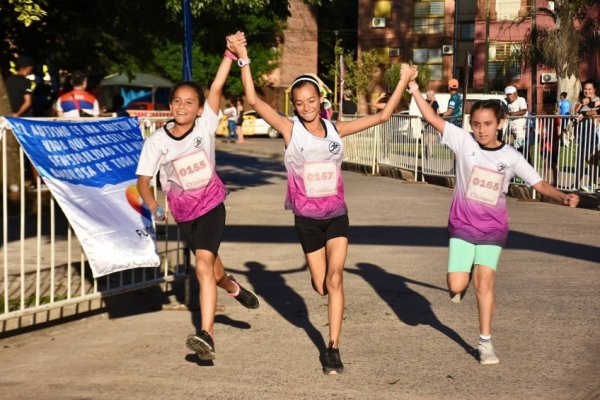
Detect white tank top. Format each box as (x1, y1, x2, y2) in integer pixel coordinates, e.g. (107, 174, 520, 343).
(284, 117, 347, 219)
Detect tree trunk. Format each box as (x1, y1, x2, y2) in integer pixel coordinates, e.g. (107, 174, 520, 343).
(558, 70, 581, 108)
(0, 73, 25, 190)
(357, 93, 370, 115)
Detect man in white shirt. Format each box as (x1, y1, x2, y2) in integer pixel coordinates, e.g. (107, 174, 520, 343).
(504, 86, 528, 151)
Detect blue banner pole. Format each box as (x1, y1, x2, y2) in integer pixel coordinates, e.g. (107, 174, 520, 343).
(182, 0, 193, 80)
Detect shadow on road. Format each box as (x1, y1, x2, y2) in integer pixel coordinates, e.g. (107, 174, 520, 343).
(227, 261, 327, 366)
(347, 262, 475, 357)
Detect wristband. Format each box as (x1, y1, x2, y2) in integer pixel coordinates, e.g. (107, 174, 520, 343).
(237, 58, 251, 68)
(224, 49, 238, 61)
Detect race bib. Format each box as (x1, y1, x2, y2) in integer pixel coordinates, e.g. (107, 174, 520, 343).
(172, 151, 213, 190)
(466, 166, 504, 206)
(303, 161, 338, 198)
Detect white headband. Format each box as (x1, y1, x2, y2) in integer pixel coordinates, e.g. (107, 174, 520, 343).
(291, 77, 321, 89)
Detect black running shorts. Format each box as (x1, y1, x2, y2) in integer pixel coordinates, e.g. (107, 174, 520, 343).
(178, 203, 225, 256)
(294, 213, 349, 254)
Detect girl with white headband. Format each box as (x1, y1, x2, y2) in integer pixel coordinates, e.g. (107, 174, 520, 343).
(230, 34, 417, 375)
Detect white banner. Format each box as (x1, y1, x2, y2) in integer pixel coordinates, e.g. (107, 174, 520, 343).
(6, 117, 160, 278)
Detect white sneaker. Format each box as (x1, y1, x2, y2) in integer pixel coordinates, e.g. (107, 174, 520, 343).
(478, 341, 500, 365)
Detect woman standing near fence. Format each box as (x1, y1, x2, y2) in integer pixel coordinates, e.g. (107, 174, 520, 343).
(407, 79, 580, 365)
(135, 32, 259, 361)
(230, 34, 417, 375)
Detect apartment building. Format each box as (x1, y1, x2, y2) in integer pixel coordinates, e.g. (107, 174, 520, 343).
(358, 0, 599, 114)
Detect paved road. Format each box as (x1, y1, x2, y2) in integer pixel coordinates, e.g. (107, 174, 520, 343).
(0, 138, 599, 400)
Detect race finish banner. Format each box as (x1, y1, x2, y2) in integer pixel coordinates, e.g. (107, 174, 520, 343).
(6, 117, 160, 278)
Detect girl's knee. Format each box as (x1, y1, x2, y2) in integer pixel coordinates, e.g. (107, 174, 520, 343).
(311, 278, 328, 296)
(325, 271, 343, 292)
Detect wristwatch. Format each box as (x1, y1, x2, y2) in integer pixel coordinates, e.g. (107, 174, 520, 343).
(237, 58, 251, 68)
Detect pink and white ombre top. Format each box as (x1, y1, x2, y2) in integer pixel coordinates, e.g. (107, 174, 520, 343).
(136, 102, 227, 223)
(441, 122, 542, 246)
(284, 117, 347, 219)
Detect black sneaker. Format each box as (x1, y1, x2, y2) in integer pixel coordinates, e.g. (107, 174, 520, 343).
(323, 342, 344, 375)
(186, 330, 215, 360)
(228, 274, 259, 309)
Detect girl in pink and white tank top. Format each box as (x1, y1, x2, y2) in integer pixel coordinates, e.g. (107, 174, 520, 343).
(284, 117, 346, 220)
(233, 36, 419, 375)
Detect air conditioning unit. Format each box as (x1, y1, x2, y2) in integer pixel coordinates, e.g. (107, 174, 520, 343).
(442, 45, 454, 55)
(389, 48, 400, 57)
(371, 17, 386, 28)
(541, 72, 557, 83)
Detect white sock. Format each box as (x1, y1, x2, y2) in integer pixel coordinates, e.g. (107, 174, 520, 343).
(479, 334, 491, 344)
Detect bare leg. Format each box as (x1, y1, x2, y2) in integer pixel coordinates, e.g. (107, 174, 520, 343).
(305, 247, 328, 296)
(213, 255, 237, 293)
(324, 237, 348, 347)
(447, 271, 470, 295)
(473, 265, 496, 336)
(195, 249, 217, 337)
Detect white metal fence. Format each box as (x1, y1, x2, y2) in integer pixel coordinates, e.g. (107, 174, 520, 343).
(342, 114, 600, 194)
(0, 117, 186, 331)
(1, 113, 598, 331)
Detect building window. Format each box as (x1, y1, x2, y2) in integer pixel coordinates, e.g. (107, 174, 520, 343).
(460, 23, 475, 40)
(412, 48, 443, 80)
(496, 1, 520, 20)
(413, 1, 444, 34)
(488, 42, 522, 81)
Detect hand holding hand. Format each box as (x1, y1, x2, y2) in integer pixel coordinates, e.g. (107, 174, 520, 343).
(400, 64, 418, 82)
(227, 31, 248, 58)
(407, 81, 419, 94)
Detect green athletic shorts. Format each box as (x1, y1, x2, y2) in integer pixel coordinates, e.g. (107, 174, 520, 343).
(448, 238, 502, 273)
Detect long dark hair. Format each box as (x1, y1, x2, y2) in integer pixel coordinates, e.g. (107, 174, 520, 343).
(169, 81, 205, 104)
(471, 99, 505, 122)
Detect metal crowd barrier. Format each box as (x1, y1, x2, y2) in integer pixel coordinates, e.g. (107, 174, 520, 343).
(0, 116, 185, 331)
(341, 114, 600, 194)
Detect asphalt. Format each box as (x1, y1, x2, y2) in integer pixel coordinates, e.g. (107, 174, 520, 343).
(0, 137, 599, 400)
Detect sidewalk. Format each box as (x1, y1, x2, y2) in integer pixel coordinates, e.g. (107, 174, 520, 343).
(0, 137, 598, 400)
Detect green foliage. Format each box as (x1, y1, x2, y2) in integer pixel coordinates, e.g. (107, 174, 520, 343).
(519, 0, 599, 78)
(151, 42, 279, 98)
(167, 0, 322, 16)
(4, 0, 46, 27)
(384, 63, 430, 101)
(0, 0, 291, 96)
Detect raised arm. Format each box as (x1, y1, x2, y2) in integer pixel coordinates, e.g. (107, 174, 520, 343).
(335, 64, 417, 137)
(409, 82, 447, 134)
(205, 33, 244, 115)
(231, 37, 293, 145)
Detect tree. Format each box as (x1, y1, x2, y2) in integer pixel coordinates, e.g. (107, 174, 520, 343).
(520, 0, 600, 103)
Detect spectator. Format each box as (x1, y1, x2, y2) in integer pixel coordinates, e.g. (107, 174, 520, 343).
(341, 89, 357, 115)
(235, 97, 245, 143)
(426, 89, 440, 115)
(557, 91, 572, 116)
(107, 94, 130, 117)
(223, 101, 238, 143)
(573, 80, 600, 192)
(6, 56, 34, 117)
(56, 70, 100, 118)
(442, 78, 463, 127)
(504, 85, 528, 151)
(320, 93, 333, 120)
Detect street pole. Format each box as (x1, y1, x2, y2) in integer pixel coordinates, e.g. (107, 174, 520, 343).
(453, 0, 460, 78)
(531, 0, 537, 114)
(334, 32, 339, 112)
(484, 0, 490, 93)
